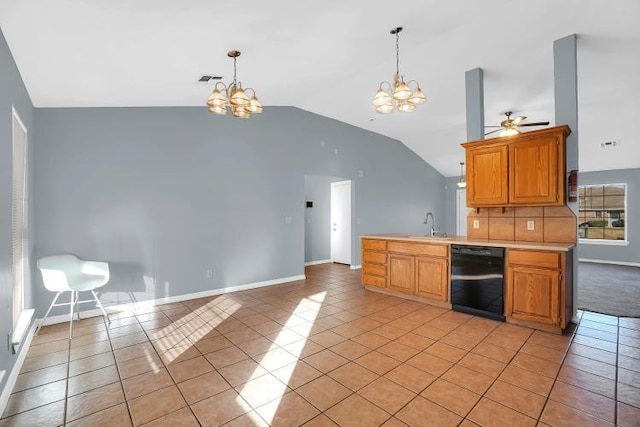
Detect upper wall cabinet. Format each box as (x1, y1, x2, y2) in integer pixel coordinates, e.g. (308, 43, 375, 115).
(462, 125, 571, 208)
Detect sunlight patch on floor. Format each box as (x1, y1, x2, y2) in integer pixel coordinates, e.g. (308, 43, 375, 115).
(239, 291, 327, 424)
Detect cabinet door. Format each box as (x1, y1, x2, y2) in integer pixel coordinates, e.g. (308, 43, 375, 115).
(506, 266, 560, 325)
(466, 144, 509, 206)
(415, 257, 448, 302)
(509, 136, 560, 205)
(388, 254, 415, 295)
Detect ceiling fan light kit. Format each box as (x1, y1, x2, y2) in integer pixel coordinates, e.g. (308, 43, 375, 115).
(484, 111, 550, 137)
(372, 27, 426, 114)
(206, 50, 263, 118)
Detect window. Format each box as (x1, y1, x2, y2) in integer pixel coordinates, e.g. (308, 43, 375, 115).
(12, 108, 27, 329)
(578, 183, 626, 242)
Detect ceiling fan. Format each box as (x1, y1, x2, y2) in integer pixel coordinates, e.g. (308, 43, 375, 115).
(485, 111, 550, 137)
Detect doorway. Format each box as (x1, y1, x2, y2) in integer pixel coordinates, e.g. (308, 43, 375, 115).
(331, 180, 352, 265)
(456, 189, 468, 236)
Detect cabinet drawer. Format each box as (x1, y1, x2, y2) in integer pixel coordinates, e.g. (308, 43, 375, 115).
(362, 274, 386, 288)
(363, 263, 386, 277)
(363, 239, 387, 251)
(388, 241, 448, 257)
(363, 251, 386, 265)
(508, 249, 560, 269)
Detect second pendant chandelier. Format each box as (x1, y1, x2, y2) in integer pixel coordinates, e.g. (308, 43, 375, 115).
(372, 27, 426, 114)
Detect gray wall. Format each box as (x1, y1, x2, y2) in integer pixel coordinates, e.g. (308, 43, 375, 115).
(0, 29, 35, 392)
(304, 175, 344, 263)
(33, 106, 446, 316)
(578, 168, 639, 265)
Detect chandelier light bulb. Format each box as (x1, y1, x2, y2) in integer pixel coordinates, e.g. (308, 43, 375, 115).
(397, 102, 416, 113)
(375, 104, 394, 114)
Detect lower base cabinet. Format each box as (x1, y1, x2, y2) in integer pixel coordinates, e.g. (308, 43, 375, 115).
(388, 254, 415, 294)
(386, 243, 449, 303)
(416, 257, 448, 302)
(507, 266, 560, 325)
(505, 248, 572, 332)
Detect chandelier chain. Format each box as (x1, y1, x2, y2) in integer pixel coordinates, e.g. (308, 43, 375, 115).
(233, 56, 238, 85)
(395, 31, 400, 76)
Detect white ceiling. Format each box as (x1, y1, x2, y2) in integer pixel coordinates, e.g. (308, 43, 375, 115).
(1, 0, 638, 177)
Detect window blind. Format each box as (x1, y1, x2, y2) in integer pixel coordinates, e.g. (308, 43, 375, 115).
(12, 111, 27, 328)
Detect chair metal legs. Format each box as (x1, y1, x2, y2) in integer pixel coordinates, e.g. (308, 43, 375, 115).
(35, 291, 63, 336)
(92, 290, 110, 323)
(36, 290, 110, 339)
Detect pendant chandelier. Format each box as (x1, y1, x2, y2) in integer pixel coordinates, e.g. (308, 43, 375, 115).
(372, 27, 426, 114)
(207, 50, 263, 118)
(457, 162, 467, 188)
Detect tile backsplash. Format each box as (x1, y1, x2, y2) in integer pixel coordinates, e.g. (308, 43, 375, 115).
(467, 206, 576, 244)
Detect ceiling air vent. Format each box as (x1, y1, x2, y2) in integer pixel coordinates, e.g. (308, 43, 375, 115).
(198, 75, 222, 83)
(600, 141, 618, 149)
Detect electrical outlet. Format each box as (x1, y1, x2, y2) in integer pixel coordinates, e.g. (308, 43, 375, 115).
(527, 220, 535, 231)
(473, 219, 480, 229)
(206, 269, 213, 279)
(285, 216, 292, 224)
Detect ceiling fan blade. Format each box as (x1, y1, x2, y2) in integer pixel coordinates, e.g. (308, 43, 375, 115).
(511, 115, 526, 125)
(484, 129, 503, 136)
(519, 121, 550, 127)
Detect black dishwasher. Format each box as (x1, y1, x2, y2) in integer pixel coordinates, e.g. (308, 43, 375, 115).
(450, 245, 505, 322)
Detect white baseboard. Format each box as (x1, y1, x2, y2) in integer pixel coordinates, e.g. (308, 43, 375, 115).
(39, 274, 306, 326)
(304, 259, 332, 266)
(579, 258, 640, 268)
(350, 264, 361, 270)
(0, 321, 36, 416)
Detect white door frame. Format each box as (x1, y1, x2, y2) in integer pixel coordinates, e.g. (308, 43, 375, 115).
(330, 180, 352, 265)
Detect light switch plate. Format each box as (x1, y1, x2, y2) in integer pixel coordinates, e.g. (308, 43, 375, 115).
(527, 220, 535, 231)
(473, 219, 480, 229)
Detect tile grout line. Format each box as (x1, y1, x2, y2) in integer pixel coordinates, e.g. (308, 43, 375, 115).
(101, 313, 137, 427)
(62, 335, 71, 426)
(136, 304, 211, 426)
(534, 319, 580, 425)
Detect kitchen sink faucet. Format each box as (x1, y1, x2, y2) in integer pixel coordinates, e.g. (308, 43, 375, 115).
(423, 212, 436, 236)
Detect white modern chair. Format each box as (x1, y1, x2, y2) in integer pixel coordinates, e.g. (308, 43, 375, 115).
(37, 254, 111, 339)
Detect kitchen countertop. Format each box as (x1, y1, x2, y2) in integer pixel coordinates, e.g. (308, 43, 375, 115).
(361, 233, 575, 251)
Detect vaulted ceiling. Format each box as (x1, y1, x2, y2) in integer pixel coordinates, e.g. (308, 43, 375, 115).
(1, 0, 638, 176)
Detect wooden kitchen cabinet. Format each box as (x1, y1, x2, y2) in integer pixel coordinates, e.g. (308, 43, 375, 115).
(362, 238, 387, 288)
(510, 133, 562, 205)
(415, 256, 449, 302)
(387, 241, 450, 302)
(466, 143, 509, 206)
(388, 254, 415, 295)
(507, 265, 560, 325)
(463, 125, 570, 208)
(505, 248, 572, 333)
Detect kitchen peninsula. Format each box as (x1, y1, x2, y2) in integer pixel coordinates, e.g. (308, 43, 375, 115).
(361, 234, 574, 334)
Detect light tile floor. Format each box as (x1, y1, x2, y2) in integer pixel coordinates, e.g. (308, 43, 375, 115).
(1, 264, 639, 426)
